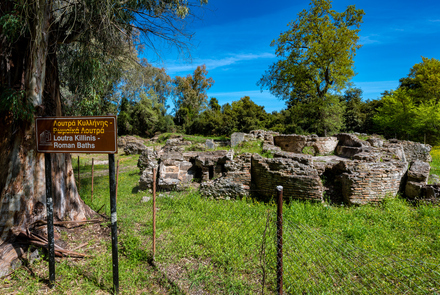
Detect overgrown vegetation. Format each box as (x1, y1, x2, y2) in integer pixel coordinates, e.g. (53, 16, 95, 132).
(3, 146, 439, 293)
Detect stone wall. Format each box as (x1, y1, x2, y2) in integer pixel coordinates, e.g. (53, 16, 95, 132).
(336, 160, 408, 205)
(251, 154, 324, 202)
(399, 140, 432, 163)
(200, 154, 252, 199)
(273, 135, 338, 155)
(231, 130, 279, 147)
(405, 160, 430, 199)
(138, 145, 234, 191)
(138, 130, 436, 204)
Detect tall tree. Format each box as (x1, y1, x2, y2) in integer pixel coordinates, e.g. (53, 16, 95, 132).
(173, 65, 214, 131)
(0, 0, 208, 276)
(342, 88, 366, 133)
(374, 57, 440, 143)
(258, 0, 364, 135)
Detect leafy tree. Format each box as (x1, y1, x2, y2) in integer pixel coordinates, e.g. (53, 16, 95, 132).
(374, 88, 416, 139)
(258, 0, 364, 135)
(374, 57, 440, 143)
(0, 0, 208, 270)
(229, 96, 269, 133)
(111, 58, 173, 111)
(117, 97, 134, 135)
(289, 94, 345, 135)
(360, 98, 383, 135)
(173, 65, 214, 131)
(400, 57, 440, 103)
(190, 97, 223, 135)
(342, 88, 366, 133)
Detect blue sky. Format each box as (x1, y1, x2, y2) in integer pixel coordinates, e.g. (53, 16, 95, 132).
(145, 0, 440, 113)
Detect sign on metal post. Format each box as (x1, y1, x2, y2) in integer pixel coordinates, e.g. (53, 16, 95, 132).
(36, 116, 119, 293)
(35, 116, 117, 153)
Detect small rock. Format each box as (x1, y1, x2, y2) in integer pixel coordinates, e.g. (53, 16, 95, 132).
(205, 139, 217, 150)
(29, 249, 40, 264)
(141, 196, 151, 202)
(429, 174, 440, 184)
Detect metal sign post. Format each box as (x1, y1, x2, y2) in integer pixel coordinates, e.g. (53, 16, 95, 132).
(109, 154, 119, 293)
(36, 116, 118, 292)
(45, 153, 55, 287)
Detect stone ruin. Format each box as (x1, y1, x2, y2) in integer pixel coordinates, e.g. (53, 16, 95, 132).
(137, 131, 438, 204)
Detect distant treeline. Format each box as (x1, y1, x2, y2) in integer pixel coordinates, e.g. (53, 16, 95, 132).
(116, 57, 440, 145)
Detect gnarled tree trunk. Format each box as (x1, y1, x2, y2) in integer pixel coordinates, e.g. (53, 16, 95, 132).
(0, 1, 93, 277)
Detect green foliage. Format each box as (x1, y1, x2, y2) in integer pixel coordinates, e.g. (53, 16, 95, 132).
(233, 140, 264, 155)
(0, 86, 34, 121)
(430, 146, 440, 177)
(173, 65, 214, 132)
(0, 8, 24, 43)
(302, 146, 315, 155)
(258, 0, 363, 136)
(8, 154, 440, 293)
(121, 90, 175, 137)
(289, 93, 346, 136)
(229, 96, 268, 133)
(258, 0, 364, 104)
(343, 88, 367, 132)
(374, 57, 440, 143)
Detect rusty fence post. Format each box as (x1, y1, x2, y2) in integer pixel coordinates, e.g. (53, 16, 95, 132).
(91, 158, 94, 202)
(152, 168, 157, 260)
(276, 185, 284, 295)
(77, 156, 80, 190)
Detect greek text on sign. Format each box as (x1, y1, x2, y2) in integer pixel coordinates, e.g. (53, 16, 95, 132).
(36, 116, 117, 153)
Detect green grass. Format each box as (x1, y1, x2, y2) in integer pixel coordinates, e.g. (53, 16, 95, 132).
(233, 140, 264, 155)
(157, 132, 228, 144)
(431, 146, 440, 176)
(3, 144, 440, 294)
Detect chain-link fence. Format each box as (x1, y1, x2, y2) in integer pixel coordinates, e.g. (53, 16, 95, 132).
(140, 169, 440, 294)
(282, 217, 440, 294)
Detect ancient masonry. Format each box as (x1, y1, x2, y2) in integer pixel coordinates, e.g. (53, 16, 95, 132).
(132, 131, 437, 204)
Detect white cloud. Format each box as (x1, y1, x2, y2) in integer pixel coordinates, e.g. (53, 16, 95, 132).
(164, 52, 276, 74)
(359, 35, 381, 45)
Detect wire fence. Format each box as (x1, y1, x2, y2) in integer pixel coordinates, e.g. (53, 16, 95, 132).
(140, 169, 440, 294)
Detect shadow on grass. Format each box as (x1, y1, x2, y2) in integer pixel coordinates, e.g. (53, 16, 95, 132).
(132, 186, 141, 194)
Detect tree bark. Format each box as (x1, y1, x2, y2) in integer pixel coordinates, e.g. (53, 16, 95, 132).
(0, 1, 93, 277)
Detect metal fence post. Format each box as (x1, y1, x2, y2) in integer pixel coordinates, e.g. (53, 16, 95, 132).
(91, 158, 94, 202)
(152, 168, 157, 261)
(109, 154, 119, 294)
(116, 159, 120, 203)
(77, 156, 80, 190)
(276, 185, 284, 295)
(45, 153, 55, 287)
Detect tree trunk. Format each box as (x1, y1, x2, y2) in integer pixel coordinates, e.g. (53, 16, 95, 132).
(0, 1, 93, 277)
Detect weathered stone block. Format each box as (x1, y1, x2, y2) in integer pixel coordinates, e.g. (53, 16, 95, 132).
(407, 160, 430, 183)
(231, 132, 246, 147)
(273, 135, 307, 153)
(336, 133, 370, 148)
(251, 154, 323, 202)
(124, 141, 147, 155)
(338, 161, 408, 205)
(398, 141, 432, 163)
(205, 139, 217, 150)
(367, 137, 384, 148)
(405, 181, 424, 199)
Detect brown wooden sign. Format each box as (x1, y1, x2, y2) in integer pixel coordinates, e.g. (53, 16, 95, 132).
(36, 116, 117, 153)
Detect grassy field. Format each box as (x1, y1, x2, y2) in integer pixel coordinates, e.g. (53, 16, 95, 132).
(1, 144, 440, 294)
